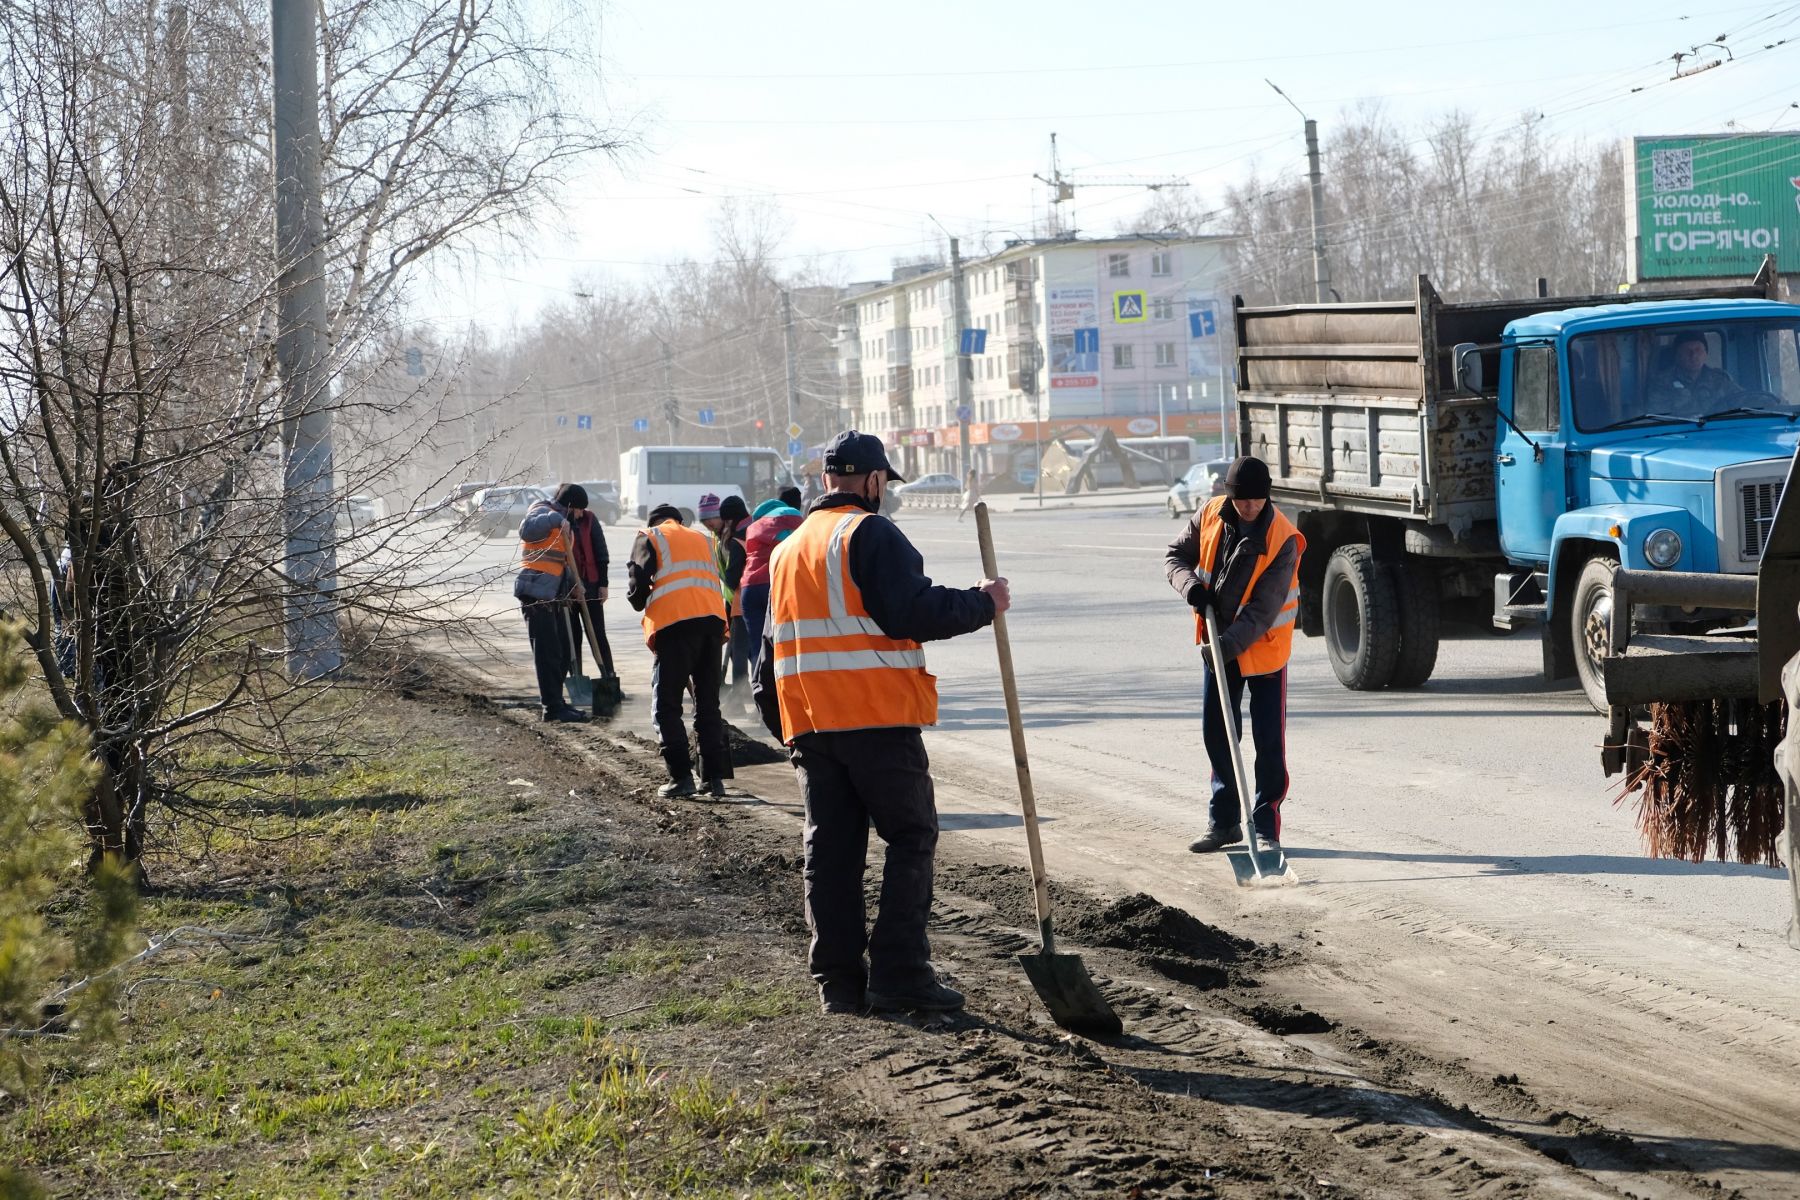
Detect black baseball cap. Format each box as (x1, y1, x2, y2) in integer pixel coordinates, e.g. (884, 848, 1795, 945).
(823, 430, 904, 482)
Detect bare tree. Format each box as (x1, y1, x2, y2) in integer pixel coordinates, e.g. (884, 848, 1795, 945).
(0, 0, 631, 875)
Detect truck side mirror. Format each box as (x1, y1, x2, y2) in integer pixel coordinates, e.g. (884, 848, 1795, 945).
(1452, 343, 1484, 394)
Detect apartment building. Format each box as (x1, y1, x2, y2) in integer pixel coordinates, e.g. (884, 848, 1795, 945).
(839, 234, 1236, 480)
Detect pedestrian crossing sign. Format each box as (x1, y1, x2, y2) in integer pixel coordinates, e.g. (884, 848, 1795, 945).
(1113, 291, 1147, 323)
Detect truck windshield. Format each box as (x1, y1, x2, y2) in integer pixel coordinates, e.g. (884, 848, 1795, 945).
(1570, 318, 1800, 432)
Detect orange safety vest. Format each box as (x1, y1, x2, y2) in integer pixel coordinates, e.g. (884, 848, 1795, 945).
(640, 521, 726, 650)
(770, 509, 937, 740)
(519, 520, 570, 581)
(1194, 496, 1305, 676)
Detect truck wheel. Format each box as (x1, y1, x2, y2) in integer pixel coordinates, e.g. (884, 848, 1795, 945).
(1572, 555, 1618, 712)
(1387, 560, 1441, 688)
(1323, 544, 1400, 690)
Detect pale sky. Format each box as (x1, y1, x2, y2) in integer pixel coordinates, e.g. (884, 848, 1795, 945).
(420, 0, 1800, 332)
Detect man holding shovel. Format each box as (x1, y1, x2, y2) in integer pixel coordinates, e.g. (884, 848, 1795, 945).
(514, 491, 590, 724)
(627, 504, 730, 799)
(754, 431, 1009, 1016)
(1164, 455, 1304, 858)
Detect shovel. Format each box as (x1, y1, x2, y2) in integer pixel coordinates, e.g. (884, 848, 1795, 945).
(1201, 608, 1299, 889)
(570, 599, 623, 716)
(974, 503, 1122, 1037)
(561, 605, 595, 709)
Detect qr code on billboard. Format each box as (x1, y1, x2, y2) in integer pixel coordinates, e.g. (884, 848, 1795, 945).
(1652, 147, 1692, 193)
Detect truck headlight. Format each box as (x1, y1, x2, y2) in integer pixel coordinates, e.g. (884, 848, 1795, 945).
(1643, 527, 1682, 569)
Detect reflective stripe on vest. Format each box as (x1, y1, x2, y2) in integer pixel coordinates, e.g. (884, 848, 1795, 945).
(640, 521, 725, 648)
(1193, 496, 1307, 676)
(770, 509, 937, 739)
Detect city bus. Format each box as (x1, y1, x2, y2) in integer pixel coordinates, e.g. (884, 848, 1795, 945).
(619, 446, 793, 522)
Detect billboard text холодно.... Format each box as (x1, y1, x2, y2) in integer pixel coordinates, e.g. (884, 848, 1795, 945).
(1632, 134, 1800, 279)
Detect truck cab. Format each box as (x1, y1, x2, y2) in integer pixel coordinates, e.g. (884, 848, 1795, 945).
(1491, 299, 1800, 705)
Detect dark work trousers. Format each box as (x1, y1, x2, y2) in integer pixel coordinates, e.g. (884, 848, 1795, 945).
(791, 727, 938, 995)
(737, 583, 770, 675)
(725, 614, 751, 688)
(569, 594, 615, 677)
(652, 616, 729, 783)
(522, 600, 572, 711)
(1201, 659, 1289, 839)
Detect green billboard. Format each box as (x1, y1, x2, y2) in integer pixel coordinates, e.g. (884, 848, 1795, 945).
(1631, 133, 1800, 280)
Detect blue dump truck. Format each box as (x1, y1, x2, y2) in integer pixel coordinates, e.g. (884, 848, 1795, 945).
(1233, 258, 1794, 710)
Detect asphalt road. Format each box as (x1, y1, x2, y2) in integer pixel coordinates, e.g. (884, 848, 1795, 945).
(439, 502, 1800, 1195)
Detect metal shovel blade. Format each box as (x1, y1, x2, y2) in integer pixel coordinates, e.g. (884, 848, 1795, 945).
(1225, 842, 1300, 889)
(564, 670, 595, 708)
(1018, 951, 1123, 1037)
(592, 674, 623, 717)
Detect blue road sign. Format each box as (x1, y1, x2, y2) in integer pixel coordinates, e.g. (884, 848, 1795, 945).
(1188, 304, 1218, 338)
(787, 438, 805, 457)
(1073, 327, 1099, 354)
(555, 414, 569, 427)
(955, 404, 972, 424)
(632, 418, 650, 432)
(959, 328, 988, 355)
(697, 408, 715, 426)
(577, 414, 592, 430)
(405, 346, 424, 376)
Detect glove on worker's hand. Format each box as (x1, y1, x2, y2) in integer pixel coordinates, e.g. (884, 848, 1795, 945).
(1186, 580, 1215, 615)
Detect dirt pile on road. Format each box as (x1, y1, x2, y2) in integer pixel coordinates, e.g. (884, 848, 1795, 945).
(1067, 891, 1255, 963)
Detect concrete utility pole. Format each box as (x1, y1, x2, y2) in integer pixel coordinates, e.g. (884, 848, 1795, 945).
(272, 0, 341, 680)
(781, 289, 801, 476)
(1267, 80, 1331, 304)
(660, 340, 676, 444)
(950, 237, 973, 480)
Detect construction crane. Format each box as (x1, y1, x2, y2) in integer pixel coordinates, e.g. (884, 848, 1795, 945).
(1032, 133, 1189, 236)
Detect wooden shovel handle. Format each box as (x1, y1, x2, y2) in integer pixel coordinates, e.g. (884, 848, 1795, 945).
(573, 598, 607, 670)
(974, 503, 1057, 955)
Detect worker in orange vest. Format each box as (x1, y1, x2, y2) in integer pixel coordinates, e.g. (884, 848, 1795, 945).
(1164, 455, 1305, 860)
(753, 431, 1009, 1017)
(514, 489, 590, 723)
(627, 504, 730, 799)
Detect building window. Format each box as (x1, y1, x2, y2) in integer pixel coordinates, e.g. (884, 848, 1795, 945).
(1151, 251, 1172, 276)
(1108, 253, 1130, 278)
(1151, 297, 1174, 320)
(1155, 342, 1178, 367)
(1113, 344, 1135, 369)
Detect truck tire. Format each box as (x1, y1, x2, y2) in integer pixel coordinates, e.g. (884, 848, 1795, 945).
(1323, 544, 1400, 690)
(1386, 560, 1441, 688)
(1572, 555, 1618, 712)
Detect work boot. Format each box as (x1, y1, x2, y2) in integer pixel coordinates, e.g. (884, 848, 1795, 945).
(1188, 824, 1244, 853)
(1254, 834, 1284, 861)
(868, 976, 964, 1014)
(701, 778, 728, 799)
(542, 705, 589, 724)
(818, 981, 866, 1015)
(657, 776, 698, 800)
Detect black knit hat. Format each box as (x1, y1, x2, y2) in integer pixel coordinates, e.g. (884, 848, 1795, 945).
(553, 482, 588, 509)
(718, 494, 749, 523)
(1224, 456, 1271, 501)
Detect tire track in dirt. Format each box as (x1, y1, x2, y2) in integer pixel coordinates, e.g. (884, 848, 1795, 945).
(460, 679, 1761, 1199)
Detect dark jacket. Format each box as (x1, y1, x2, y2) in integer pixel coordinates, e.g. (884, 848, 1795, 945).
(1165, 501, 1300, 663)
(753, 492, 996, 738)
(567, 509, 609, 588)
(515, 499, 577, 601)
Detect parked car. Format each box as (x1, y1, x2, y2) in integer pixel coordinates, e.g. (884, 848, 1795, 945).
(575, 480, 621, 524)
(337, 493, 385, 532)
(1166, 459, 1232, 518)
(893, 473, 962, 497)
(471, 486, 548, 538)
